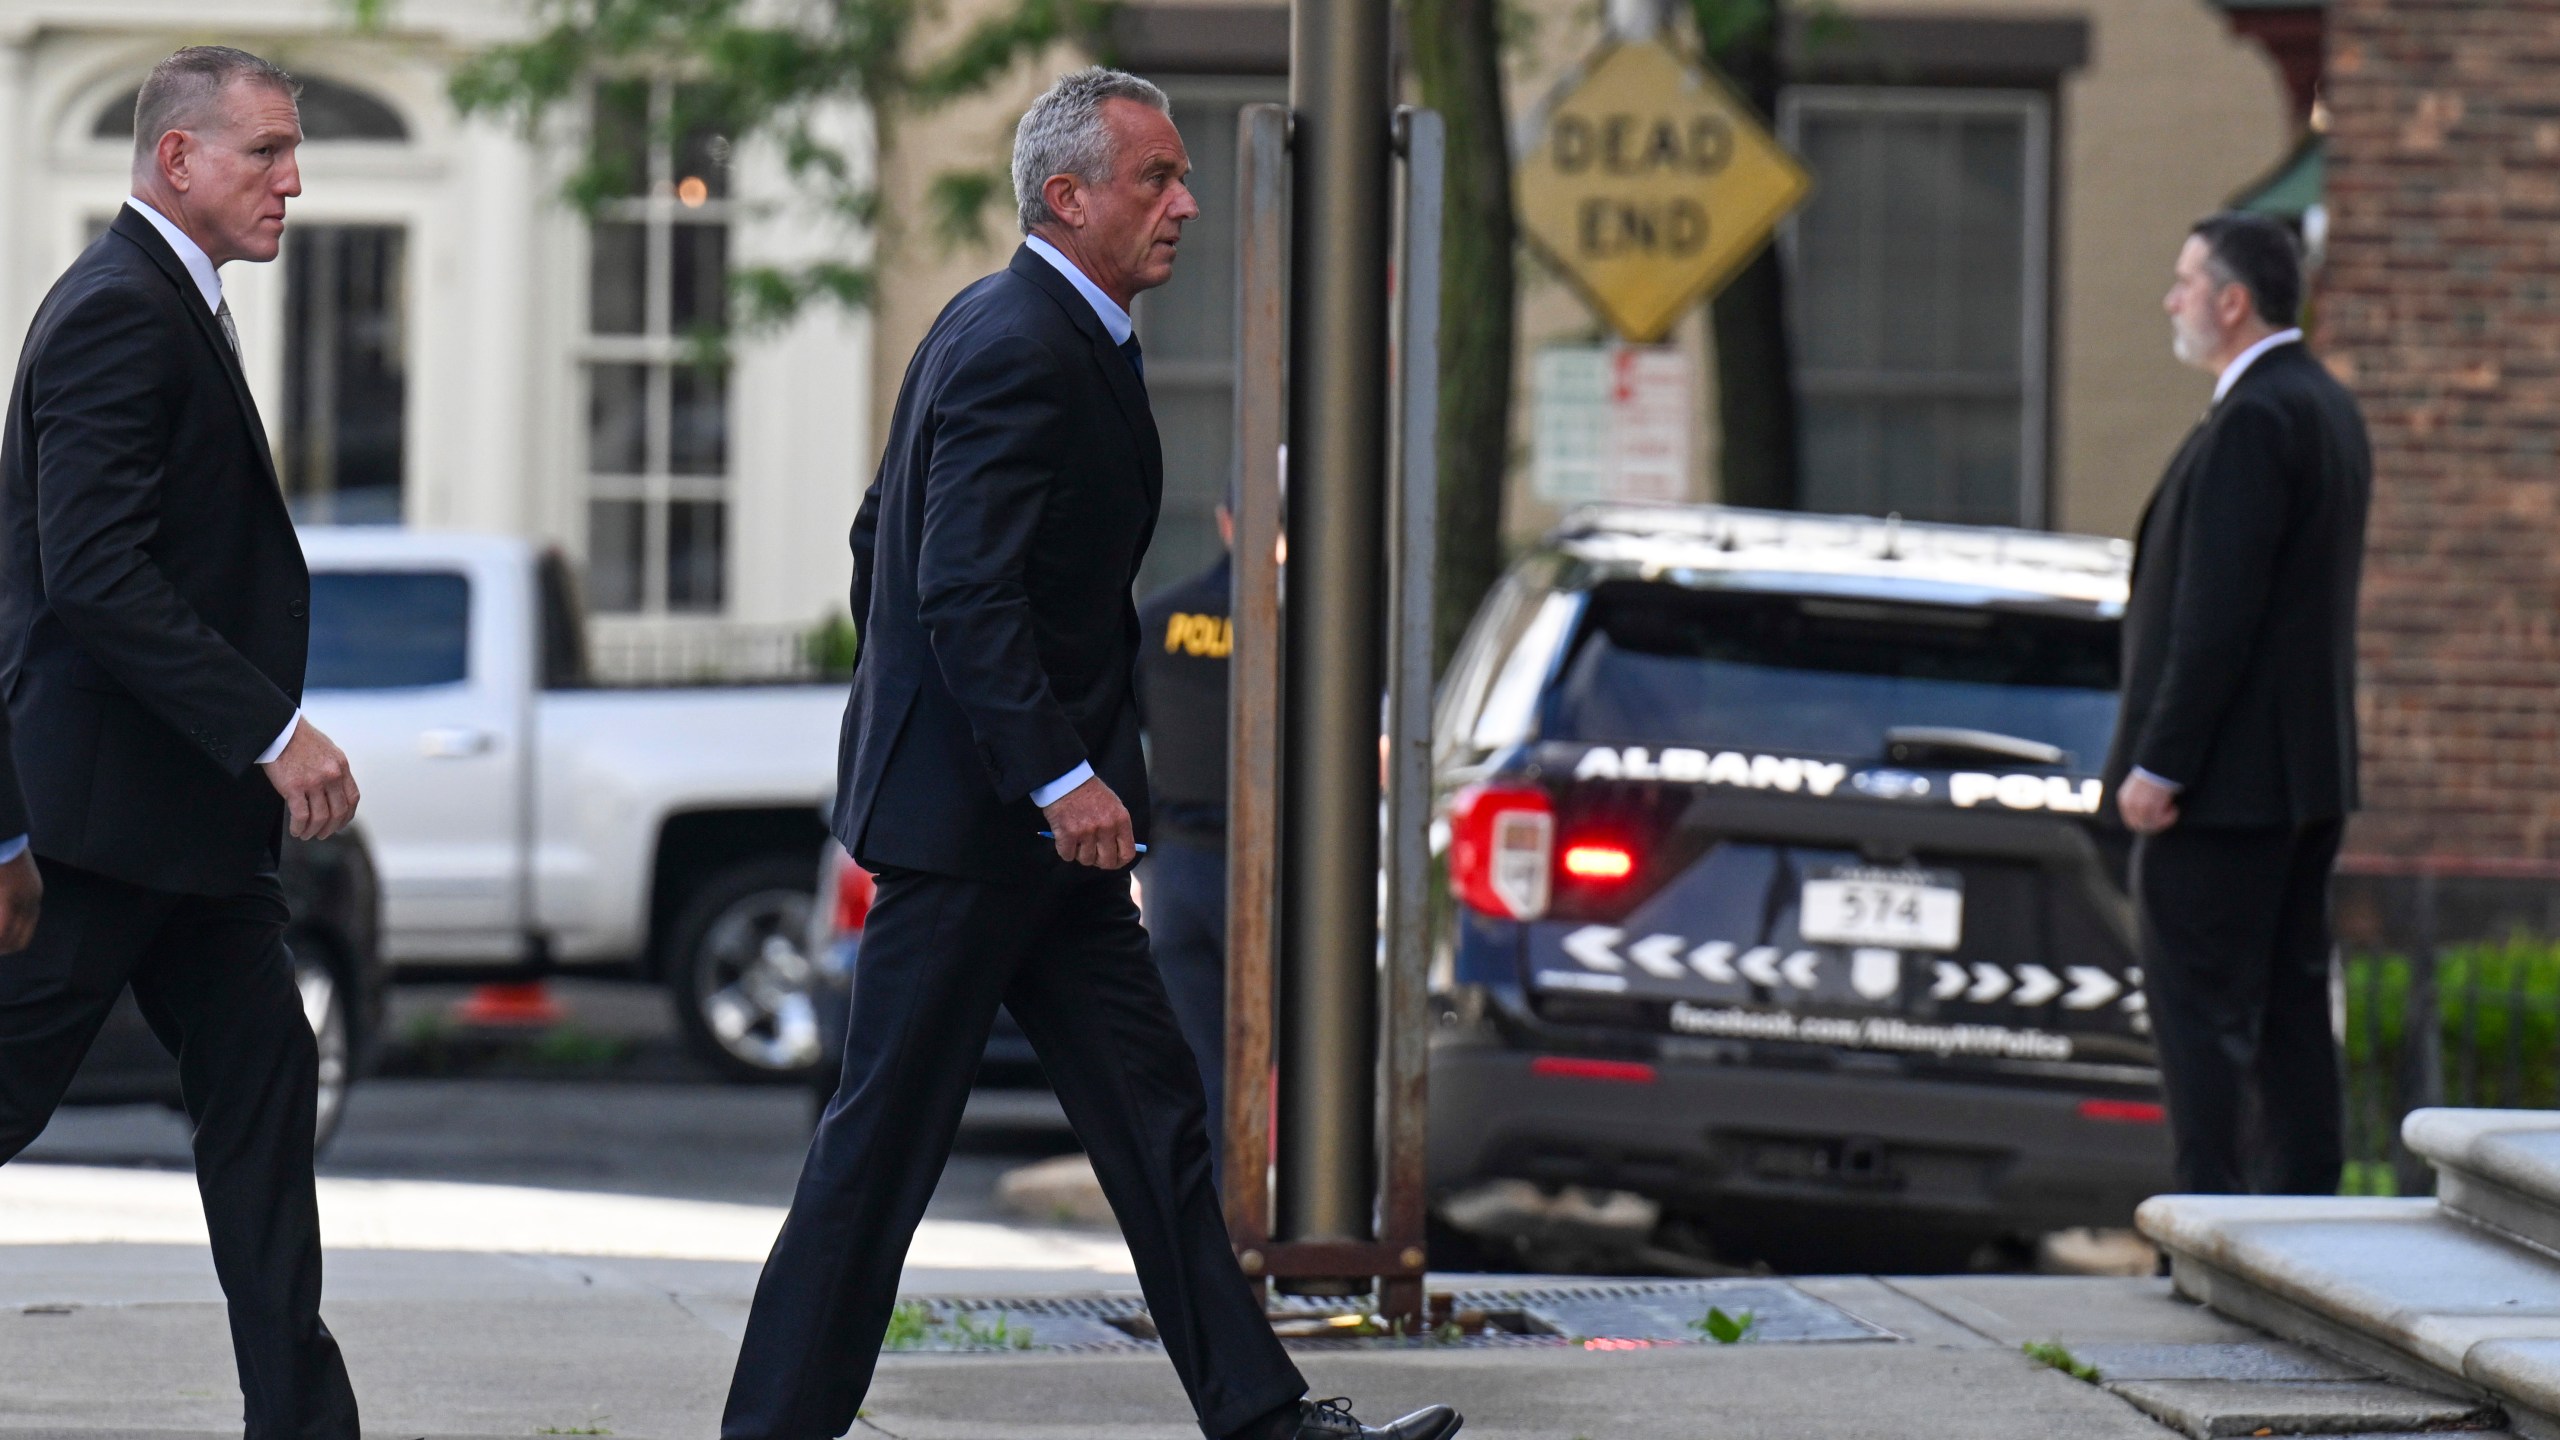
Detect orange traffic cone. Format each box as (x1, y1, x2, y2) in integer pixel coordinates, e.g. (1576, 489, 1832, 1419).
(452, 981, 565, 1027)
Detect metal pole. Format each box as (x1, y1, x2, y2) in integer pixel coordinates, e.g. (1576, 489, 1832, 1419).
(1379, 105, 1444, 1327)
(1224, 103, 1292, 1265)
(2395, 870, 2444, 1197)
(1279, 0, 1394, 1287)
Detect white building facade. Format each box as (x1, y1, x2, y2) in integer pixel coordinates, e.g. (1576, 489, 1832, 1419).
(0, 2, 872, 655)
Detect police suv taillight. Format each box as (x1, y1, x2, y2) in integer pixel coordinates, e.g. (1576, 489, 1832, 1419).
(1448, 783, 1554, 920)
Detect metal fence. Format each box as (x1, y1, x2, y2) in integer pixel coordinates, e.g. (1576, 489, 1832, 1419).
(2339, 864, 2560, 1196)
(584, 620, 855, 688)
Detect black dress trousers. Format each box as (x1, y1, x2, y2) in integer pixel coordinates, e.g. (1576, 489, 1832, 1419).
(722, 860, 1305, 1440)
(0, 860, 358, 1440)
(2133, 818, 2348, 1196)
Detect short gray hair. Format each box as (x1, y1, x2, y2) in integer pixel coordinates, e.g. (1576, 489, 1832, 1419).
(132, 46, 299, 165)
(1011, 67, 1170, 235)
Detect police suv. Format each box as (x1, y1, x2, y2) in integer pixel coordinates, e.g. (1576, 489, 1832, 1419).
(1428, 503, 2170, 1267)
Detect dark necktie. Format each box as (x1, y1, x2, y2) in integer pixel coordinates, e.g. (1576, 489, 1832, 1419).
(1119, 334, 1144, 382)
(215, 297, 242, 363)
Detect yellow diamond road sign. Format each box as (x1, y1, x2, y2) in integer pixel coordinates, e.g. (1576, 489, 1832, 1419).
(1519, 40, 1813, 344)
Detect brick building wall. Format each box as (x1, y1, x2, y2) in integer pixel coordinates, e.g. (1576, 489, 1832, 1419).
(2322, 0, 2560, 878)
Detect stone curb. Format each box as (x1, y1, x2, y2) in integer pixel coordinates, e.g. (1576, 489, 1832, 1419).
(2103, 1377, 2496, 1439)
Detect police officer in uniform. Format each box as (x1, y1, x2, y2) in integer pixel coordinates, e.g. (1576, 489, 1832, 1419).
(1134, 504, 1233, 1172)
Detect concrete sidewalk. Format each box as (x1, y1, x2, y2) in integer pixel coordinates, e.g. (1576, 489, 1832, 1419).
(0, 1236, 2392, 1440)
(0, 1158, 2510, 1440)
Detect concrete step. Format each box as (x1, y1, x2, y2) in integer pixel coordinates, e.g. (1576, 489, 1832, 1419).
(2105, 1376, 2496, 1438)
(2139, 1192, 2560, 1437)
(2406, 1108, 2560, 1262)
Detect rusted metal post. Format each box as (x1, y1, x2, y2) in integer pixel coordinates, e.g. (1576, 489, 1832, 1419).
(1378, 105, 1443, 1329)
(1223, 102, 1292, 1285)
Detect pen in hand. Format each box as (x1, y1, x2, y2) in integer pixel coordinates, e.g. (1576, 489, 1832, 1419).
(1038, 831, 1146, 853)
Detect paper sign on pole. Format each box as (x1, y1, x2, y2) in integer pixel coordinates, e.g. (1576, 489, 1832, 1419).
(1533, 344, 1692, 505)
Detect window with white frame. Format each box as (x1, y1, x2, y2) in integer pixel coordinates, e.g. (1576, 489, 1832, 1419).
(582, 80, 734, 614)
(1780, 88, 2051, 528)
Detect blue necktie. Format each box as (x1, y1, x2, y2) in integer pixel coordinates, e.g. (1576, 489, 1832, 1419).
(1119, 335, 1144, 382)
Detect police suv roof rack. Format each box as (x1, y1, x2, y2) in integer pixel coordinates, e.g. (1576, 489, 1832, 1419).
(1549, 501, 2133, 605)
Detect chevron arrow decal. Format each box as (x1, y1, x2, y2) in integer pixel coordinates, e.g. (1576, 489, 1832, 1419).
(1626, 934, 1690, 979)
(2062, 966, 2124, 1010)
(1780, 950, 1821, 990)
(1688, 940, 1739, 983)
(1736, 946, 1785, 987)
(1931, 962, 1969, 1000)
(1966, 963, 2013, 1003)
(2011, 964, 2063, 1006)
(1562, 926, 1625, 972)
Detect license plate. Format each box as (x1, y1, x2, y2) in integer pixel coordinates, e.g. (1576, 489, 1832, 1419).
(1799, 866, 1963, 951)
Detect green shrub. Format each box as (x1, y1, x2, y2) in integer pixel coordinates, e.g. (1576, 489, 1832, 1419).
(2343, 937, 2560, 1111)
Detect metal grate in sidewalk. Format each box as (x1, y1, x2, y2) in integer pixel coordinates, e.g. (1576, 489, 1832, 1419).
(880, 1278, 1896, 1353)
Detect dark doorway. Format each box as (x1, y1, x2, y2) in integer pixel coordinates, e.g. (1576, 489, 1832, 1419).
(285, 224, 408, 525)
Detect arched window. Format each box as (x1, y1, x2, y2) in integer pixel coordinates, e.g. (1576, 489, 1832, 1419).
(93, 73, 409, 143)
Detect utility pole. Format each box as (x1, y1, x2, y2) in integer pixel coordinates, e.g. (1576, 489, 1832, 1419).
(1277, 0, 1394, 1293)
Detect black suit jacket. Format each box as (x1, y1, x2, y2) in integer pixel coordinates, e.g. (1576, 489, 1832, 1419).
(835, 245, 1161, 878)
(2104, 342, 2371, 828)
(0, 208, 308, 893)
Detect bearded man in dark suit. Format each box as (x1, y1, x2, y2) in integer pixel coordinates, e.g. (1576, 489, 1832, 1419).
(2105, 212, 2372, 1197)
(0, 45, 364, 1437)
(720, 68, 1459, 1440)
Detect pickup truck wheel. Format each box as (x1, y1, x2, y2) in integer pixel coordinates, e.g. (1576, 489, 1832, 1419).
(291, 941, 353, 1155)
(669, 856, 823, 1081)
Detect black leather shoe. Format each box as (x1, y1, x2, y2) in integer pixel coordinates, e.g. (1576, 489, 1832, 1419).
(1290, 1397, 1463, 1440)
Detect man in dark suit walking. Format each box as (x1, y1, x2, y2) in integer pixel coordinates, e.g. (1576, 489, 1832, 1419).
(2106, 212, 2371, 1197)
(0, 46, 364, 1436)
(721, 69, 1459, 1440)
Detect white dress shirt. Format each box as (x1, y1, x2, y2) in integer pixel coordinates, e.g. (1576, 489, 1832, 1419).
(2128, 327, 2308, 796)
(2214, 327, 2304, 405)
(1015, 233, 1137, 808)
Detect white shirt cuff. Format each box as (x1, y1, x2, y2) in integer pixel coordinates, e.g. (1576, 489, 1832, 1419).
(0, 835, 26, 865)
(1030, 761, 1095, 808)
(2129, 766, 2183, 794)
(255, 711, 303, 766)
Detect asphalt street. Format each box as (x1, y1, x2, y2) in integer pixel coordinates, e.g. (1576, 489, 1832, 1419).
(28, 978, 1079, 1222)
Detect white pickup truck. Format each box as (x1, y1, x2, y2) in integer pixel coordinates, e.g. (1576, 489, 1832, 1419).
(299, 528, 844, 1078)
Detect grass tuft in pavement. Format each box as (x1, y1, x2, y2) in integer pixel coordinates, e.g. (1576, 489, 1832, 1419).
(2021, 1339, 2100, 1383)
(882, 1299, 1036, 1350)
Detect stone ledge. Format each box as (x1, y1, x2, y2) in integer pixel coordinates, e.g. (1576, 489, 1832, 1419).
(2467, 1340, 2560, 1440)
(2140, 1193, 2560, 1436)
(2104, 1377, 2496, 1439)
(2407, 1109, 2560, 1264)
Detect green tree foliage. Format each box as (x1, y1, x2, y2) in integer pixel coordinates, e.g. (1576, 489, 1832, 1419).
(356, 0, 1112, 330)
(1406, 0, 1517, 669)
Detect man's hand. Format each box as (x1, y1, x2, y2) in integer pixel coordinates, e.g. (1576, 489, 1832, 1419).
(262, 720, 360, 841)
(2117, 773, 2182, 835)
(1043, 775, 1135, 869)
(0, 851, 39, 954)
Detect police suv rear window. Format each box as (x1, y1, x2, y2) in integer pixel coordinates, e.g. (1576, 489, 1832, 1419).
(1546, 581, 2118, 769)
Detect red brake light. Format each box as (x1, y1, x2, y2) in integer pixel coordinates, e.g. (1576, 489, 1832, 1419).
(1531, 1056, 1657, 1084)
(2078, 1099, 2165, 1125)
(833, 855, 876, 934)
(1561, 843, 1636, 881)
(1448, 783, 1553, 920)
